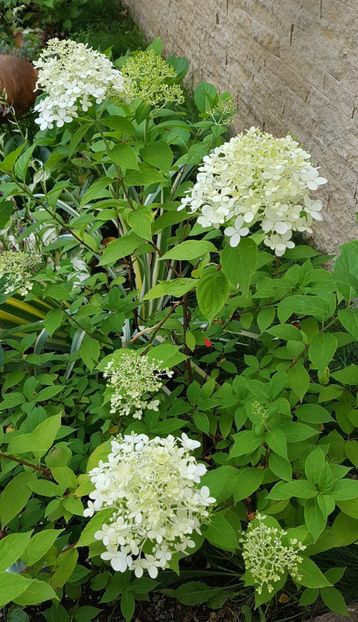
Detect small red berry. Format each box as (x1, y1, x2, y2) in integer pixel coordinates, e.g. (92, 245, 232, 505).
(204, 338, 213, 347)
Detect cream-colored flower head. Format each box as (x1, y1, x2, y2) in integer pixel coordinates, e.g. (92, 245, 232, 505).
(103, 350, 173, 420)
(84, 433, 215, 578)
(240, 514, 306, 594)
(179, 127, 327, 256)
(0, 251, 39, 296)
(121, 49, 184, 107)
(33, 38, 125, 130)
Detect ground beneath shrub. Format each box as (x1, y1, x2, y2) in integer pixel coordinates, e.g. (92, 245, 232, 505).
(93, 595, 358, 622)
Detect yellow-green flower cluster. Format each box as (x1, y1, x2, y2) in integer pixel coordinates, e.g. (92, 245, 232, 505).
(121, 50, 184, 107)
(240, 514, 306, 594)
(0, 250, 39, 296)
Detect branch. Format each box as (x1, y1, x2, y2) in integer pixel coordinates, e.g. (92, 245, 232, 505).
(0, 451, 52, 477)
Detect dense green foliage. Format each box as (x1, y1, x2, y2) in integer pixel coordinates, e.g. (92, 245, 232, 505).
(0, 22, 357, 622)
(0, 0, 144, 60)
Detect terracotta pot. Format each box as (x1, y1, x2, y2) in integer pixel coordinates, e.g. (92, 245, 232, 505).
(0, 54, 39, 121)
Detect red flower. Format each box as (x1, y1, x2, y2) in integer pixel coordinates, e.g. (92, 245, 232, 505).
(204, 338, 213, 348)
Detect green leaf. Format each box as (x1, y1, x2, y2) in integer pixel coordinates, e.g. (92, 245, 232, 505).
(110, 144, 139, 171)
(23, 530, 62, 566)
(141, 142, 173, 172)
(146, 343, 187, 367)
(99, 233, 144, 265)
(36, 385, 63, 401)
(332, 479, 358, 500)
(14, 145, 35, 182)
(233, 467, 264, 501)
(77, 509, 114, 547)
(298, 557, 332, 588)
(80, 178, 111, 206)
(257, 307, 275, 333)
(0, 392, 25, 410)
(80, 335, 100, 371)
(0, 531, 32, 573)
(6, 607, 30, 622)
(193, 411, 210, 434)
(13, 579, 58, 606)
(201, 466, 238, 503)
(295, 404, 333, 424)
(44, 309, 64, 337)
(267, 324, 302, 341)
(338, 308, 358, 340)
(163, 581, 223, 606)
(194, 81, 218, 112)
(127, 207, 152, 241)
(265, 429, 288, 459)
(120, 591, 135, 622)
(86, 441, 111, 472)
(50, 548, 78, 589)
(334, 240, 358, 297)
(317, 494, 335, 520)
(125, 162, 165, 185)
(8, 413, 62, 458)
(44, 284, 71, 301)
(0, 471, 36, 527)
(101, 116, 135, 136)
(0, 200, 12, 228)
(0, 573, 32, 607)
(331, 364, 358, 385)
(280, 422, 319, 442)
(304, 498, 326, 541)
(308, 334, 337, 370)
(74, 606, 102, 622)
(268, 454, 292, 481)
(336, 498, 358, 519)
(221, 238, 257, 295)
(345, 440, 358, 467)
(197, 269, 230, 322)
(28, 479, 60, 497)
(287, 364, 310, 401)
(205, 512, 239, 550)
(268, 479, 317, 500)
(299, 588, 319, 606)
(143, 278, 195, 300)
(161, 240, 216, 261)
(0, 143, 26, 173)
(151, 418, 186, 434)
(230, 430, 262, 458)
(321, 587, 349, 617)
(305, 448, 326, 485)
(278, 293, 336, 323)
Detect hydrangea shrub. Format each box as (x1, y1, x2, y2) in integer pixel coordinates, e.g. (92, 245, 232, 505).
(0, 36, 357, 622)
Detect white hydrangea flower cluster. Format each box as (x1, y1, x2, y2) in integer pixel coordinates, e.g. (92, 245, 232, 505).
(33, 38, 125, 130)
(0, 250, 39, 296)
(103, 350, 173, 419)
(84, 433, 215, 578)
(240, 514, 306, 594)
(179, 127, 327, 256)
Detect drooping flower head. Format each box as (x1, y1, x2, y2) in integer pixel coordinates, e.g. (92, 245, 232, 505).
(240, 514, 306, 594)
(33, 38, 125, 130)
(103, 350, 173, 419)
(179, 127, 327, 256)
(121, 49, 184, 107)
(0, 250, 39, 296)
(84, 433, 215, 578)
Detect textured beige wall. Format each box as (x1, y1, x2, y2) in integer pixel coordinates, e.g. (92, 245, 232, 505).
(122, 0, 358, 253)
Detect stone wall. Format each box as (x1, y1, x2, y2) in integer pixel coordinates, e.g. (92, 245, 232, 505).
(122, 0, 358, 253)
